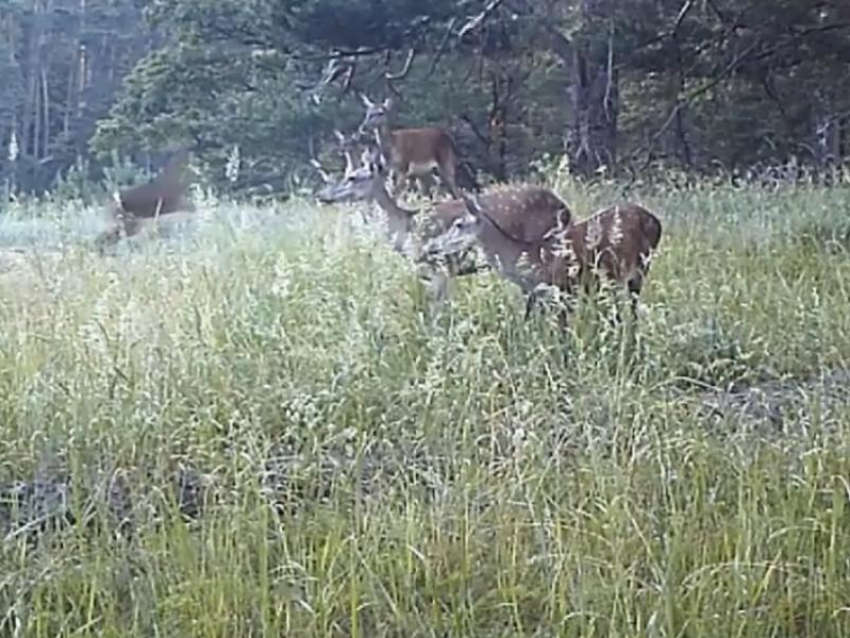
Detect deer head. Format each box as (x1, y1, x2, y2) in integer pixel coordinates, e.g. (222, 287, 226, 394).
(315, 146, 389, 205)
(358, 94, 394, 136)
(424, 194, 486, 256)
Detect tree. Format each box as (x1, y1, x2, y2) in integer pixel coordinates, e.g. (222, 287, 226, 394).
(0, 0, 152, 193)
(6, 0, 850, 196)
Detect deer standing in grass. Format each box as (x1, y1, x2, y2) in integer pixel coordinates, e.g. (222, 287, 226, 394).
(95, 150, 195, 252)
(424, 194, 662, 325)
(357, 94, 463, 200)
(316, 148, 571, 300)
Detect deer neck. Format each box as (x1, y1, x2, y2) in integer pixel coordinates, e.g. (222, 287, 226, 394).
(370, 177, 417, 253)
(475, 211, 546, 293)
(373, 125, 395, 165)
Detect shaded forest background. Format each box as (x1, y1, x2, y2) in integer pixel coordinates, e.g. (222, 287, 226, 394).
(1, 0, 848, 201)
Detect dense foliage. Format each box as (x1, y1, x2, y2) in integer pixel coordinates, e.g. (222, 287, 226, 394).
(1, 0, 849, 195)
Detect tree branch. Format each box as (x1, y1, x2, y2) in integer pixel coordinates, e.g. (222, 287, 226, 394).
(457, 0, 508, 39)
(460, 114, 490, 148)
(385, 48, 416, 82)
(673, 0, 697, 32)
(631, 39, 762, 170)
(424, 17, 457, 80)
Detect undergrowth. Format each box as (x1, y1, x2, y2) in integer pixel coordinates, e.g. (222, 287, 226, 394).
(0, 175, 849, 636)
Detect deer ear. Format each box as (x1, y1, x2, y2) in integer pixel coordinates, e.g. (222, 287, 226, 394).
(383, 97, 393, 110)
(333, 129, 346, 143)
(360, 93, 374, 108)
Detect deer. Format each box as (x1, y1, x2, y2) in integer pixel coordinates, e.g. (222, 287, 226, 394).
(315, 148, 571, 300)
(95, 149, 195, 252)
(357, 94, 465, 200)
(333, 129, 367, 175)
(423, 194, 663, 327)
(312, 130, 374, 224)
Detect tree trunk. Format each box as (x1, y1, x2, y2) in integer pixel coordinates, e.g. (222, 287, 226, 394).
(544, 0, 619, 178)
(41, 65, 49, 158)
(814, 112, 841, 168)
(567, 13, 618, 177)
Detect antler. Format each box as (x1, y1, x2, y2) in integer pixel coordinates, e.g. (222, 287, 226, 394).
(294, 55, 352, 94)
(385, 48, 416, 82)
(309, 159, 333, 185)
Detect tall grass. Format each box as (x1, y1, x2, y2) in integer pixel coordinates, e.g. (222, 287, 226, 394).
(1, 175, 850, 636)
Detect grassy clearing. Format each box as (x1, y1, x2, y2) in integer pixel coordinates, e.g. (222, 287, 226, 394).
(1, 176, 850, 636)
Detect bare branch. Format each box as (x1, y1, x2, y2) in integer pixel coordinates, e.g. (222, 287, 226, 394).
(294, 55, 351, 92)
(385, 48, 416, 82)
(460, 114, 491, 148)
(424, 18, 457, 79)
(673, 0, 697, 32)
(631, 39, 762, 170)
(340, 62, 356, 94)
(457, 0, 508, 39)
(309, 159, 333, 184)
(704, 0, 730, 23)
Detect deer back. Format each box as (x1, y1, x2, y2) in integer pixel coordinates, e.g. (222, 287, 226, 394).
(388, 127, 457, 167)
(560, 203, 662, 283)
(426, 187, 570, 243)
(113, 151, 194, 219)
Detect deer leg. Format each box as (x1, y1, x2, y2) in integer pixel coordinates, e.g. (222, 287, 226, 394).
(556, 286, 578, 332)
(557, 304, 571, 333)
(627, 277, 643, 323)
(524, 290, 540, 321)
(404, 176, 418, 198)
(94, 225, 122, 254)
(383, 170, 399, 199)
(454, 262, 486, 277)
(426, 267, 450, 304)
(418, 173, 436, 200)
(94, 214, 140, 254)
(436, 161, 460, 199)
(123, 216, 141, 240)
(390, 163, 410, 199)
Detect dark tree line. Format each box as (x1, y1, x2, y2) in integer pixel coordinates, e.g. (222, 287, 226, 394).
(1, 0, 848, 197)
(0, 0, 154, 194)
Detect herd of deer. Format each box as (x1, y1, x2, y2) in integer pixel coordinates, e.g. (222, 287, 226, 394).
(96, 94, 663, 329)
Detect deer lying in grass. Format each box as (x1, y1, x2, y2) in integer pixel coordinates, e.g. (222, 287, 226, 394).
(316, 150, 571, 299)
(424, 194, 662, 325)
(95, 150, 195, 252)
(357, 94, 464, 200)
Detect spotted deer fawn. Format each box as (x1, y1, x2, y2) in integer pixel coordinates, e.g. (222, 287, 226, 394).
(426, 194, 662, 324)
(316, 149, 571, 300)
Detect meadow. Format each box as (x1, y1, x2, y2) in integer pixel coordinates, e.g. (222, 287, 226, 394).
(2, 169, 850, 636)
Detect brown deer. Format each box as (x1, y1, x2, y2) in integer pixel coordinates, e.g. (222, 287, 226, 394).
(424, 195, 663, 325)
(316, 149, 571, 300)
(95, 149, 195, 251)
(357, 94, 463, 200)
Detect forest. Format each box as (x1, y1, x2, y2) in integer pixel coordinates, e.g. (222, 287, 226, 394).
(3, 2, 850, 636)
(1, 0, 849, 197)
